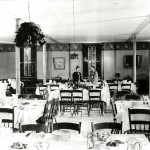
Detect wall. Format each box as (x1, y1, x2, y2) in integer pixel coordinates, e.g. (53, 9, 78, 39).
(37, 44, 83, 80)
(0, 43, 149, 82)
(0, 52, 15, 79)
(102, 42, 149, 80)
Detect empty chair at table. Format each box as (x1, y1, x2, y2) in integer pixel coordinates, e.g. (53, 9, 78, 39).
(21, 124, 48, 133)
(72, 90, 84, 117)
(128, 108, 150, 134)
(54, 77, 62, 83)
(60, 90, 74, 116)
(36, 100, 54, 133)
(29, 94, 43, 100)
(125, 94, 140, 101)
(18, 94, 29, 99)
(52, 122, 81, 134)
(110, 98, 117, 122)
(50, 84, 59, 91)
(109, 83, 118, 98)
(91, 122, 122, 134)
(52, 98, 59, 123)
(88, 89, 103, 116)
(0, 107, 15, 131)
(121, 83, 131, 94)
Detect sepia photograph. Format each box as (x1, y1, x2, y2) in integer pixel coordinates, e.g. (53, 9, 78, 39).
(0, 0, 150, 149)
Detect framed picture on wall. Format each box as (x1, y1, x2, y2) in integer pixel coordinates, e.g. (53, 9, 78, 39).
(123, 55, 142, 69)
(53, 57, 65, 70)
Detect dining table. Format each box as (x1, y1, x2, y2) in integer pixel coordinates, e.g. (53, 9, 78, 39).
(47, 82, 111, 106)
(0, 130, 149, 150)
(0, 96, 46, 129)
(115, 100, 150, 132)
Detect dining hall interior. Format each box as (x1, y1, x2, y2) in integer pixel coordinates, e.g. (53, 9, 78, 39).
(1, 0, 150, 149)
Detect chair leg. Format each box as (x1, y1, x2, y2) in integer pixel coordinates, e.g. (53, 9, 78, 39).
(98, 104, 101, 116)
(81, 105, 82, 118)
(88, 104, 91, 116)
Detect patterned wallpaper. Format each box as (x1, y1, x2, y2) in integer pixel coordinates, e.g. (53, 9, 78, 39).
(0, 44, 15, 52)
(101, 42, 149, 50)
(0, 42, 149, 52)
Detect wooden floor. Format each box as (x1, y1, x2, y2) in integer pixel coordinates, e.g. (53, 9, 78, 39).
(56, 105, 114, 136)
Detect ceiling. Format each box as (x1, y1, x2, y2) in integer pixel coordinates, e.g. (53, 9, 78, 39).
(1, 0, 150, 43)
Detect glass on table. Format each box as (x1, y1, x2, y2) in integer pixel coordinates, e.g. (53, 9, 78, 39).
(126, 137, 142, 150)
(87, 132, 96, 149)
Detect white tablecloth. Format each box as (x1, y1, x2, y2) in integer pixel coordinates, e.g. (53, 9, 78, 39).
(115, 100, 150, 132)
(0, 133, 149, 150)
(0, 97, 46, 128)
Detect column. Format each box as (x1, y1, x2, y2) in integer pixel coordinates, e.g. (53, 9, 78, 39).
(149, 43, 150, 95)
(133, 35, 137, 88)
(15, 18, 21, 94)
(43, 44, 47, 84)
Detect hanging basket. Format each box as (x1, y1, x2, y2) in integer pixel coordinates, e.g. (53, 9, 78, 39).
(14, 22, 46, 48)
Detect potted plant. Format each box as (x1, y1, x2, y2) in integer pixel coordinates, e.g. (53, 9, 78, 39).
(14, 22, 46, 48)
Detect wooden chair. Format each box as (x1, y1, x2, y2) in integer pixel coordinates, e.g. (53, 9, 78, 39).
(110, 98, 117, 121)
(29, 94, 43, 100)
(128, 108, 150, 134)
(91, 122, 122, 134)
(88, 89, 103, 116)
(121, 83, 131, 94)
(52, 98, 59, 123)
(108, 83, 118, 97)
(50, 84, 59, 91)
(18, 94, 29, 99)
(0, 107, 14, 131)
(125, 94, 140, 101)
(72, 90, 84, 117)
(54, 77, 62, 83)
(36, 101, 54, 128)
(60, 90, 74, 116)
(21, 124, 48, 133)
(52, 122, 81, 134)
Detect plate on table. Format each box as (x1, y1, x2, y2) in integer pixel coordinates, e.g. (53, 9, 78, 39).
(22, 102, 30, 105)
(52, 130, 71, 141)
(9, 142, 28, 150)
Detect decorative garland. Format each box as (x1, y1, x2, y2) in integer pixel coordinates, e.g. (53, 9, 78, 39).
(14, 22, 46, 48)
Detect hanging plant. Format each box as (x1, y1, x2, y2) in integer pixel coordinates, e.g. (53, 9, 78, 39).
(14, 22, 46, 48)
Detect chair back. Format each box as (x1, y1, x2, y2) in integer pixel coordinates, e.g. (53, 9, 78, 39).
(91, 122, 122, 134)
(72, 90, 83, 103)
(21, 124, 48, 133)
(53, 122, 81, 133)
(0, 107, 14, 130)
(54, 77, 62, 83)
(121, 84, 131, 92)
(125, 94, 140, 101)
(109, 83, 118, 91)
(128, 108, 150, 133)
(29, 94, 43, 100)
(52, 98, 59, 119)
(50, 84, 59, 91)
(18, 94, 29, 99)
(42, 100, 54, 125)
(89, 89, 101, 101)
(110, 98, 117, 118)
(60, 90, 73, 103)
